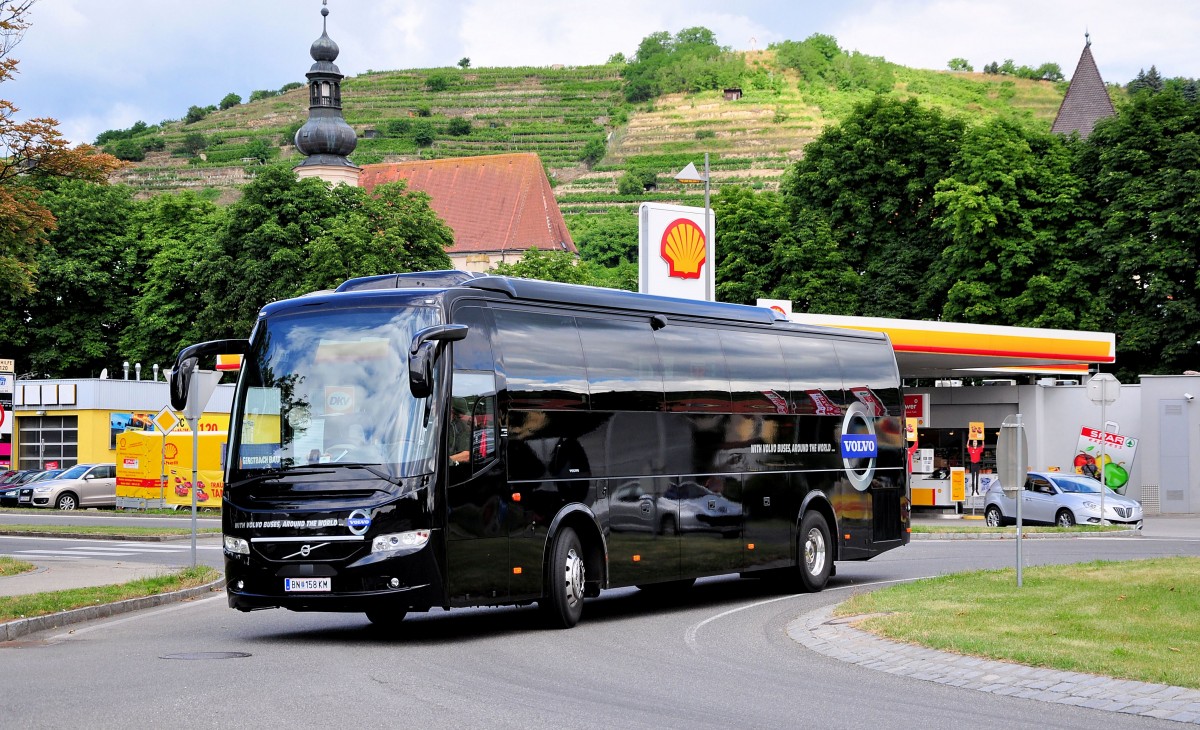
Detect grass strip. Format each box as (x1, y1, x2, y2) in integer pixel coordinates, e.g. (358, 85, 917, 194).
(837, 558, 1200, 689)
(0, 556, 36, 577)
(0, 524, 220, 537)
(0, 565, 221, 623)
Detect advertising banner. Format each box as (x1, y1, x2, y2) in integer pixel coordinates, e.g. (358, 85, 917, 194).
(116, 430, 227, 506)
(903, 393, 928, 427)
(638, 202, 715, 301)
(0, 371, 13, 439)
(1073, 426, 1138, 491)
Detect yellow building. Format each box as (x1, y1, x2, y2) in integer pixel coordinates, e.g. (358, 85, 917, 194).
(7, 377, 232, 472)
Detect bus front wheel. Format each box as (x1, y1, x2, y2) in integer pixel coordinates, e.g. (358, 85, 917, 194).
(797, 511, 832, 592)
(541, 526, 585, 629)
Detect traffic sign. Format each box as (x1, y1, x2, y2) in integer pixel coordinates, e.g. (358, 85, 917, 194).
(153, 406, 180, 434)
(997, 414, 1027, 495)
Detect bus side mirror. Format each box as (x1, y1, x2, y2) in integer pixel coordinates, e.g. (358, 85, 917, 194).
(409, 341, 437, 398)
(408, 324, 469, 398)
(170, 357, 199, 411)
(169, 339, 250, 411)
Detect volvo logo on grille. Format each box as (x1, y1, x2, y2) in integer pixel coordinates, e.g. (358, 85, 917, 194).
(346, 509, 372, 536)
(282, 542, 329, 560)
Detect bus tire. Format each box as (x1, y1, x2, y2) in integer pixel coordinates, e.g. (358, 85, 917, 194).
(541, 526, 585, 629)
(797, 510, 832, 592)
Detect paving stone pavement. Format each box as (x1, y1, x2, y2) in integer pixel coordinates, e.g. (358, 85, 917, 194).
(789, 604, 1200, 725)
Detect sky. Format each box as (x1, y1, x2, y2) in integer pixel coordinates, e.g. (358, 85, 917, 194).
(5, 0, 1200, 147)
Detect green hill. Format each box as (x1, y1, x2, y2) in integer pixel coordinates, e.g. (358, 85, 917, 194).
(108, 51, 1070, 210)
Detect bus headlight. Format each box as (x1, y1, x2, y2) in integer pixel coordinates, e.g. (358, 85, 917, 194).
(224, 536, 250, 555)
(372, 529, 430, 554)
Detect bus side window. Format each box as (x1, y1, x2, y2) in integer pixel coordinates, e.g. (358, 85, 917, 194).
(653, 326, 731, 413)
(779, 336, 845, 415)
(450, 306, 499, 477)
(719, 330, 790, 414)
(576, 317, 664, 412)
(493, 308, 589, 411)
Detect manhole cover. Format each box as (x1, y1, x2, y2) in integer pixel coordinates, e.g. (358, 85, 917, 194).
(160, 651, 252, 660)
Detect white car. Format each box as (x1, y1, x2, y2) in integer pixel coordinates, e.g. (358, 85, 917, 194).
(984, 471, 1143, 528)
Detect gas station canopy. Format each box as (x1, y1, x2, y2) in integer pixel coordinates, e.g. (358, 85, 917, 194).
(790, 313, 1115, 378)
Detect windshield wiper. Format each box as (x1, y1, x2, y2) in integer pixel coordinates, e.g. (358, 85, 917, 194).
(228, 469, 323, 490)
(301, 462, 402, 485)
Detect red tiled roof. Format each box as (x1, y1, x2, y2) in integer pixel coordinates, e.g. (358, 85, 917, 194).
(1051, 43, 1116, 139)
(358, 153, 576, 255)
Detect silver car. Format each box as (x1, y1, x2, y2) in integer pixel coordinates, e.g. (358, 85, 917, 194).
(984, 471, 1143, 528)
(25, 463, 117, 510)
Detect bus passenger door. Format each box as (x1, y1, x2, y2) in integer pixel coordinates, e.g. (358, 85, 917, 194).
(445, 375, 506, 604)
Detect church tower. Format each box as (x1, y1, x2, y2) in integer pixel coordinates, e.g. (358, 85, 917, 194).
(1051, 33, 1116, 139)
(293, 1, 361, 185)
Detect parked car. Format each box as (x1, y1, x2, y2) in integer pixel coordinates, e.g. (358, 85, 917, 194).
(26, 468, 65, 484)
(984, 471, 1143, 528)
(25, 463, 118, 510)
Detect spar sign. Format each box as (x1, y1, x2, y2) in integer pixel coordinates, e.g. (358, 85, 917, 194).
(638, 202, 715, 301)
(1073, 426, 1138, 491)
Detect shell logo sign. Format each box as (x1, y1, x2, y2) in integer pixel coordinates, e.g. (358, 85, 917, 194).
(638, 202, 715, 301)
(660, 219, 706, 279)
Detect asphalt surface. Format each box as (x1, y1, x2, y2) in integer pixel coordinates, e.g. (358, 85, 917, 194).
(2, 513, 1200, 724)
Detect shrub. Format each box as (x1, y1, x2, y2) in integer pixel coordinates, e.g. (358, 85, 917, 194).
(108, 139, 145, 161)
(695, 129, 716, 139)
(279, 81, 304, 93)
(184, 105, 215, 124)
(446, 117, 472, 136)
(412, 120, 435, 147)
(219, 93, 242, 110)
(425, 72, 453, 92)
(579, 137, 606, 166)
(415, 104, 432, 117)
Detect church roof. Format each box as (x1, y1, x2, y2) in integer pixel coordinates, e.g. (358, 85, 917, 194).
(358, 153, 576, 255)
(1051, 39, 1116, 138)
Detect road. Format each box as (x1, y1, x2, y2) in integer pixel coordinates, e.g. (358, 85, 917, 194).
(2, 532, 1198, 728)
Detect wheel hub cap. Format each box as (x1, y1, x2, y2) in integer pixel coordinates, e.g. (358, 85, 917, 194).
(805, 528, 826, 575)
(563, 548, 585, 606)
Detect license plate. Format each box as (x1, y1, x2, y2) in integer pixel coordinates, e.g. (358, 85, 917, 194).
(284, 577, 330, 592)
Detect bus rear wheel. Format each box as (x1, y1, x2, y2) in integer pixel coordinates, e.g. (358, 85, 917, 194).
(541, 526, 585, 629)
(797, 511, 832, 592)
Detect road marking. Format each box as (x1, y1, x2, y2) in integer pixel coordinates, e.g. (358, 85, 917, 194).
(683, 575, 937, 653)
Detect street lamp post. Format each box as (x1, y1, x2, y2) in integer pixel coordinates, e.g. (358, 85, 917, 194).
(673, 153, 713, 301)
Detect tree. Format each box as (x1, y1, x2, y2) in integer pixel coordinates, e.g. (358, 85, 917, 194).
(929, 118, 1099, 330)
(1076, 88, 1200, 376)
(118, 191, 226, 368)
(219, 92, 242, 110)
(492, 247, 588, 284)
(11, 180, 137, 376)
(190, 165, 453, 341)
(1, 0, 124, 300)
(184, 104, 213, 124)
(781, 96, 964, 318)
(579, 137, 605, 167)
(569, 209, 637, 267)
(947, 58, 973, 72)
(457, 57, 470, 70)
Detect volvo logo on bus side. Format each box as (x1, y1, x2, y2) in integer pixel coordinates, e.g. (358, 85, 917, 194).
(346, 509, 372, 536)
(840, 401, 878, 491)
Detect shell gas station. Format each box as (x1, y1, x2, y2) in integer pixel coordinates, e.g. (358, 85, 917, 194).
(641, 199, 1200, 516)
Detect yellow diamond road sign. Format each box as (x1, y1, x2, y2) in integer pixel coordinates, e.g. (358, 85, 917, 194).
(153, 406, 180, 434)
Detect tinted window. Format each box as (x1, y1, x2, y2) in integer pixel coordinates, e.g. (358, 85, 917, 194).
(719, 331, 790, 414)
(576, 317, 664, 411)
(779, 335, 845, 415)
(493, 308, 588, 411)
(653, 326, 731, 413)
(835, 339, 903, 416)
(451, 305, 496, 372)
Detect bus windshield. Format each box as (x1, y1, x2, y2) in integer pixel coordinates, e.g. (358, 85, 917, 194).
(230, 305, 442, 482)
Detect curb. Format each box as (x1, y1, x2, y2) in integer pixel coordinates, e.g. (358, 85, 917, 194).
(1, 578, 225, 642)
(0, 530, 220, 541)
(789, 604, 1200, 724)
(910, 528, 1143, 540)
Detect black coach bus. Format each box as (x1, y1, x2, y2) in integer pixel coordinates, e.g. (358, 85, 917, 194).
(171, 270, 909, 628)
